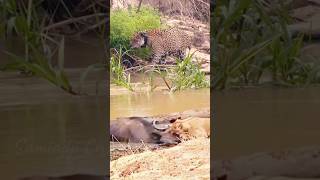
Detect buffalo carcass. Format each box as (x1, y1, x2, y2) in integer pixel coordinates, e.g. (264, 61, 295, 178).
(110, 116, 181, 145)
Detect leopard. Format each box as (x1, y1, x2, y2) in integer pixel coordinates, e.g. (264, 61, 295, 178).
(130, 27, 192, 64)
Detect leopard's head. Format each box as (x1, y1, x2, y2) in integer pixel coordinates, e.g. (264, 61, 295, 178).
(130, 32, 147, 48)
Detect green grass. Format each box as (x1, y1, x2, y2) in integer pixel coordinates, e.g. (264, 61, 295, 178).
(0, 0, 107, 95)
(2, 38, 77, 95)
(109, 49, 209, 92)
(0, 0, 77, 94)
(212, 0, 320, 89)
(146, 52, 210, 92)
(110, 6, 162, 50)
(110, 48, 133, 91)
(168, 52, 209, 92)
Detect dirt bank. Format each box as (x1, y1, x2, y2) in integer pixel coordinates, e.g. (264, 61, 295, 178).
(110, 138, 210, 180)
(162, 15, 210, 74)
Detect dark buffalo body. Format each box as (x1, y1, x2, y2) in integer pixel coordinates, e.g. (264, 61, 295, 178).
(110, 117, 180, 145)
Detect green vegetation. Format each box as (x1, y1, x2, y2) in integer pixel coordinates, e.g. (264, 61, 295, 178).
(3, 38, 78, 94)
(0, 0, 76, 94)
(110, 7, 162, 50)
(0, 0, 107, 95)
(168, 52, 209, 91)
(110, 48, 133, 91)
(212, 0, 320, 90)
(109, 49, 209, 92)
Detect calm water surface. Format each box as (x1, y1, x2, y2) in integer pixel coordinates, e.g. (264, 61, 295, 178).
(0, 36, 107, 179)
(0, 95, 107, 180)
(110, 88, 210, 120)
(214, 87, 320, 160)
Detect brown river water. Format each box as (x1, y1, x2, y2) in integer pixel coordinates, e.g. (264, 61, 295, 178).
(0, 68, 108, 180)
(214, 87, 320, 160)
(0, 36, 107, 179)
(0, 96, 107, 180)
(110, 88, 210, 120)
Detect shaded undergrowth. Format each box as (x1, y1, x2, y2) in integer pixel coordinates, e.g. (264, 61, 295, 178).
(212, 0, 320, 90)
(0, 0, 107, 95)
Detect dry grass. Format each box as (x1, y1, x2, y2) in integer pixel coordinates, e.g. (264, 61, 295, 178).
(110, 138, 210, 180)
(111, 0, 210, 22)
